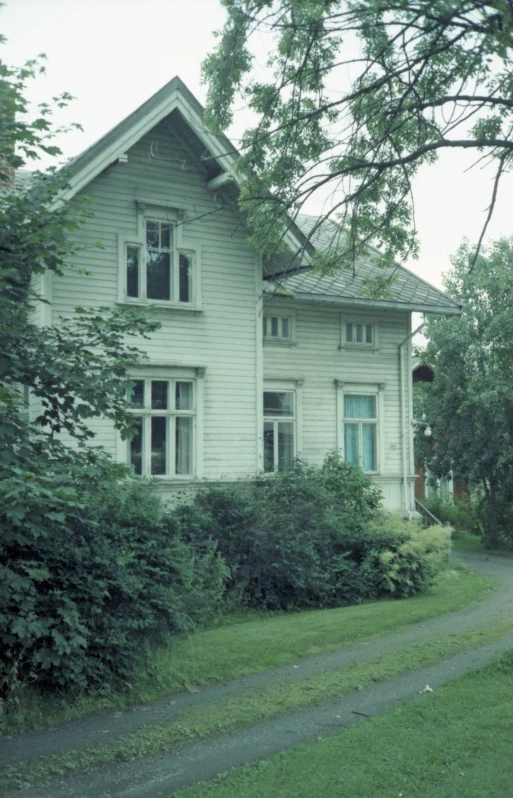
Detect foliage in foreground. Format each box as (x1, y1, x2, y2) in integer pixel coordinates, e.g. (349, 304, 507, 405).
(421, 237, 513, 548)
(0, 41, 207, 702)
(203, 1, 513, 268)
(0, 475, 227, 702)
(177, 454, 449, 610)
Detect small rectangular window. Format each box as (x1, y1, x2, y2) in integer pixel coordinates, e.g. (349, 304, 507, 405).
(151, 416, 167, 475)
(263, 314, 293, 342)
(130, 417, 143, 475)
(344, 320, 374, 346)
(176, 416, 193, 475)
(151, 381, 168, 410)
(126, 246, 140, 298)
(179, 252, 193, 303)
(130, 380, 145, 408)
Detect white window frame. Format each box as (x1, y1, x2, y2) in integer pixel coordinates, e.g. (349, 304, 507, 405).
(339, 317, 378, 350)
(117, 201, 202, 311)
(263, 307, 297, 346)
(336, 380, 385, 475)
(121, 365, 205, 480)
(262, 379, 303, 473)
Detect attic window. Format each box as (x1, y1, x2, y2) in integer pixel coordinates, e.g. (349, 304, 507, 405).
(263, 310, 296, 344)
(340, 319, 378, 349)
(123, 219, 197, 306)
(347, 323, 373, 345)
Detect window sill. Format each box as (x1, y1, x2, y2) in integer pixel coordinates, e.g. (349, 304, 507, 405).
(264, 339, 298, 347)
(118, 299, 203, 313)
(339, 344, 379, 352)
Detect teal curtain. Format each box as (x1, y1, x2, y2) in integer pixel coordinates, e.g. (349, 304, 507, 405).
(344, 423, 359, 464)
(362, 423, 377, 471)
(344, 394, 376, 419)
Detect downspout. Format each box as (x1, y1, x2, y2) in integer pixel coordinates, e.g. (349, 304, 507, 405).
(398, 320, 427, 517)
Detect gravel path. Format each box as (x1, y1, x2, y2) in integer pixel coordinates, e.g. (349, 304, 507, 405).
(2, 552, 512, 797)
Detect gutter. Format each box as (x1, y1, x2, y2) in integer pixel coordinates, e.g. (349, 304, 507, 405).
(264, 289, 461, 316)
(398, 321, 427, 516)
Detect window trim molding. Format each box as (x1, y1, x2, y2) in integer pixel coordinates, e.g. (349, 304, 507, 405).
(335, 380, 385, 474)
(117, 201, 202, 310)
(339, 317, 379, 351)
(116, 364, 205, 480)
(262, 307, 297, 346)
(263, 379, 303, 472)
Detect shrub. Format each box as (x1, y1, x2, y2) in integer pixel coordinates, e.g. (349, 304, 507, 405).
(423, 492, 485, 536)
(177, 454, 445, 610)
(0, 456, 227, 701)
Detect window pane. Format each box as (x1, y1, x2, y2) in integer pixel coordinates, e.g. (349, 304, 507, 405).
(146, 220, 159, 248)
(179, 252, 192, 303)
(151, 416, 167, 475)
(366, 324, 373, 344)
(356, 323, 363, 343)
(346, 323, 353, 342)
(147, 251, 171, 300)
(160, 224, 171, 250)
(362, 423, 377, 471)
(130, 417, 143, 475)
(130, 380, 145, 408)
(278, 421, 294, 472)
(126, 246, 139, 297)
(263, 421, 274, 472)
(281, 317, 289, 338)
(271, 317, 279, 337)
(176, 381, 193, 410)
(344, 423, 359, 465)
(151, 380, 168, 410)
(263, 317, 267, 337)
(176, 417, 193, 475)
(344, 395, 376, 419)
(264, 391, 294, 416)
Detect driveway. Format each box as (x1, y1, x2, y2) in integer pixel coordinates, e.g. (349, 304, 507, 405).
(2, 552, 512, 797)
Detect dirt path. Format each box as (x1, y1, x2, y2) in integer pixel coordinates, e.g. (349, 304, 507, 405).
(2, 552, 513, 797)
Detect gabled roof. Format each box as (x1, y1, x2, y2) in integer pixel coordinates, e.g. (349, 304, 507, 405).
(23, 75, 458, 316)
(57, 76, 309, 258)
(264, 215, 461, 316)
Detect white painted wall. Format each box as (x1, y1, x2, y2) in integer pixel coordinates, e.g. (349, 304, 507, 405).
(30, 112, 416, 511)
(262, 300, 416, 511)
(49, 115, 260, 487)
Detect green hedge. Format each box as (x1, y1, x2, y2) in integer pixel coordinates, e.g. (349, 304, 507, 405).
(177, 454, 448, 609)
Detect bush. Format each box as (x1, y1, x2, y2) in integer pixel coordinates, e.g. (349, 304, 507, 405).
(423, 492, 484, 536)
(0, 456, 227, 701)
(177, 454, 446, 610)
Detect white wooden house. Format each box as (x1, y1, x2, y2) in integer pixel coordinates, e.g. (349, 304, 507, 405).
(31, 77, 460, 514)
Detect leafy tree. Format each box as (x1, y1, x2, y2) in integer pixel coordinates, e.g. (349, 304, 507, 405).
(0, 55, 159, 445)
(0, 48, 184, 697)
(203, 1, 513, 268)
(422, 237, 513, 548)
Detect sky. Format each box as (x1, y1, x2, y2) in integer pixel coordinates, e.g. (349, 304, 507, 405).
(3, 0, 513, 293)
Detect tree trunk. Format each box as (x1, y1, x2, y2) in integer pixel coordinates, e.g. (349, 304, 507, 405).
(485, 478, 500, 549)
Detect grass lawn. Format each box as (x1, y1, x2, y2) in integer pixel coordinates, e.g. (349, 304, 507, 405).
(4, 616, 513, 792)
(2, 563, 491, 737)
(176, 651, 513, 798)
(453, 530, 513, 557)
